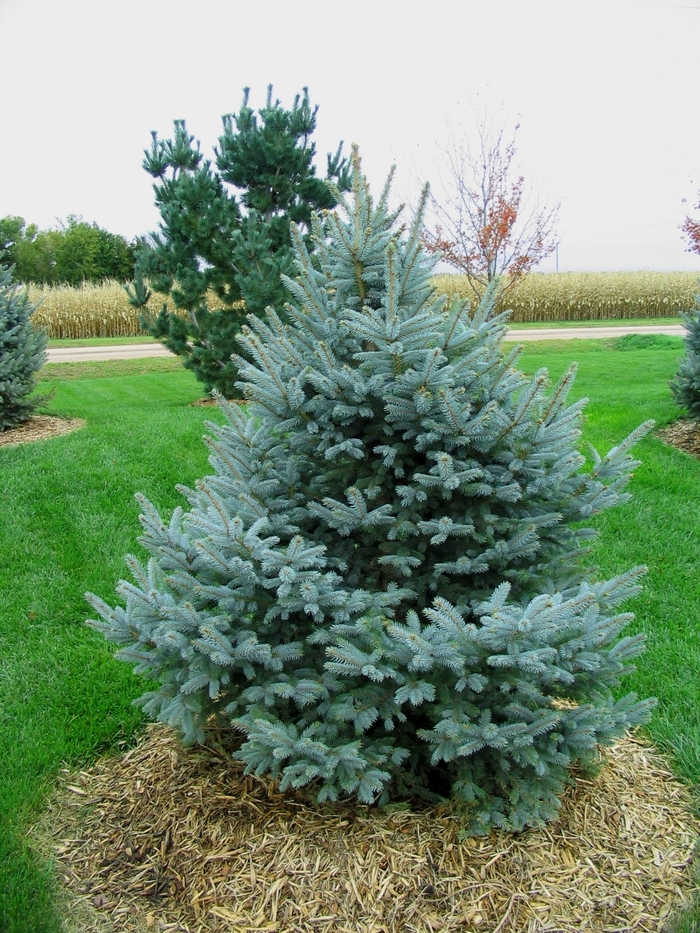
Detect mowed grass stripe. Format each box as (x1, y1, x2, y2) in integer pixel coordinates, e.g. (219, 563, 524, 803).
(0, 366, 221, 932)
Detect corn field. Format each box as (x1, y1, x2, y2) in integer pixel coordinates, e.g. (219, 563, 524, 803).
(28, 281, 246, 339)
(29, 281, 146, 339)
(27, 272, 700, 339)
(433, 271, 700, 322)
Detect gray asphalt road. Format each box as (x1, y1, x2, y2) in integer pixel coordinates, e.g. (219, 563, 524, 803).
(46, 324, 685, 363)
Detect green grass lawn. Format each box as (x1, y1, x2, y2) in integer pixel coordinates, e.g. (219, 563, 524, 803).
(47, 335, 157, 348)
(1, 337, 699, 931)
(0, 360, 222, 932)
(507, 315, 683, 329)
(519, 338, 700, 779)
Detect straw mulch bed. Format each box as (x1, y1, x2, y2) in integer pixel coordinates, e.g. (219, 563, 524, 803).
(31, 724, 698, 933)
(657, 419, 700, 460)
(0, 415, 85, 447)
(190, 397, 247, 407)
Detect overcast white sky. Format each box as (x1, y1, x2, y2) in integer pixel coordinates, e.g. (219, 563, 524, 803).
(2, 0, 700, 272)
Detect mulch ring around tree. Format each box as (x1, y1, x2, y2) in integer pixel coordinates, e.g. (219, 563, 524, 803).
(29, 723, 698, 933)
(190, 397, 246, 408)
(0, 415, 85, 447)
(657, 418, 700, 460)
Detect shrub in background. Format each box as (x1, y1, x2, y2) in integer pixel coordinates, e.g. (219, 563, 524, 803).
(671, 293, 700, 418)
(88, 151, 654, 833)
(131, 85, 350, 398)
(0, 267, 47, 431)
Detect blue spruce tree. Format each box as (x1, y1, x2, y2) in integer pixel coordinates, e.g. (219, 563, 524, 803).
(88, 150, 655, 833)
(671, 292, 700, 419)
(0, 267, 47, 431)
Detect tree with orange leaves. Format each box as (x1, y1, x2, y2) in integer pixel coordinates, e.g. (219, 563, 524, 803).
(681, 194, 700, 256)
(423, 119, 559, 300)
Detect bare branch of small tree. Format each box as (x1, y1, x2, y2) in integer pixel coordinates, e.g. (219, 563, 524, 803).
(681, 192, 700, 255)
(423, 119, 560, 300)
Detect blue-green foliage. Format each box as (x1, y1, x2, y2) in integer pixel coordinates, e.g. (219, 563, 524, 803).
(0, 266, 47, 431)
(88, 150, 655, 832)
(671, 292, 700, 418)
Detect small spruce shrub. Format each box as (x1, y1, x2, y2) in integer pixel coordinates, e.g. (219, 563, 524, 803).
(0, 266, 47, 431)
(671, 293, 700, 418)
(88, 151, 655, 833)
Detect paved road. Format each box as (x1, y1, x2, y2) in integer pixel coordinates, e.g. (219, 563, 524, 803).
(46, 324, 686, 363)
(47, 342, 175, 363)
(506, 323, 684, 341)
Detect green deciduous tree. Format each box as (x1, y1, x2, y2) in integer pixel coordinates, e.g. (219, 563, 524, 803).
(0, 266, 47, 431)
(0, 214, 135, 286)
(89, 151, 654, 834)
(0, 216, 33, 264)
(131, 85, 350, 398)
(51, 216, 136, 286)
(0, 216, 54, 284)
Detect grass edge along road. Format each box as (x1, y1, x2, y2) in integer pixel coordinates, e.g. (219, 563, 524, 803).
(1, 337, 700, 931)
(45, 318, 685, 345)
(44, 321, 687, 364)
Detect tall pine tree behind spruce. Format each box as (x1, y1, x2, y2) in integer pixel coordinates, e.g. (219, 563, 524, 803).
(0, 267, 47, 431)
(89, 150, 654, 833)
(131, 86, 350, 398)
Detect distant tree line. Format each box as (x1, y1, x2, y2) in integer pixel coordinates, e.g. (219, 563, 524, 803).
(0, 215, 136, 287)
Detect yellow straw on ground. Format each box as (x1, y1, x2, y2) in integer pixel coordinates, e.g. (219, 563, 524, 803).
(30, 724, 699, 933)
